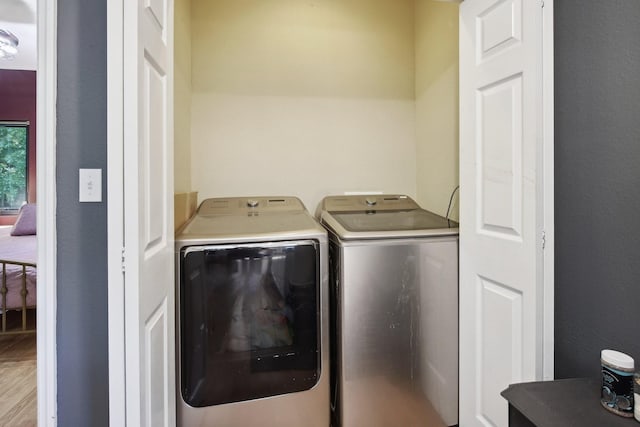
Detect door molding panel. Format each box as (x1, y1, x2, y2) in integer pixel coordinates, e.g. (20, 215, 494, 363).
(108, 0, 176, 425)
(37, 0, 59, 424)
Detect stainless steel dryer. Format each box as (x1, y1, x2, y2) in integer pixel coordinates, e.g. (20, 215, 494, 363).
(318, 194, 459, 427)
(175, 197, 329, 427)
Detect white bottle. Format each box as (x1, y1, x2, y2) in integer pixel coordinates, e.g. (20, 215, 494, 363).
(601, 349, 634, 418)
(634, 372, 640, 422)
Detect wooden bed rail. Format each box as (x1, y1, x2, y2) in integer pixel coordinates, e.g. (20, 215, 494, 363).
(0, 259, 36, 334)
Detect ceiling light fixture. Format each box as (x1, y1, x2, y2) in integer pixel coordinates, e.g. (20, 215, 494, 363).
(0, 29, 19, 59)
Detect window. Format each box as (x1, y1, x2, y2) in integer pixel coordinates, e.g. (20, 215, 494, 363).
(0, 122, 28, 214)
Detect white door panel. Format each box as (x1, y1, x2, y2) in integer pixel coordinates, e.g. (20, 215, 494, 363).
(477, 0, 522, 62)
(123, 0, 175, 426)
(460, 0, 543, 426)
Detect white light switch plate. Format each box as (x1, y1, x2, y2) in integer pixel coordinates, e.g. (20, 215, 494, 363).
(79, 168, 102, 202)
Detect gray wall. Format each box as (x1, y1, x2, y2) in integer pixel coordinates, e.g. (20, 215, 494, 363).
(56, 0, 109, 424)
(51, 0, 640, 421)
(555, 1, 640, 378)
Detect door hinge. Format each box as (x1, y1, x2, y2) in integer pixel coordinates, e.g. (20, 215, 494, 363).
(541, 231, 546, 250)
(121, 247, 126, 273)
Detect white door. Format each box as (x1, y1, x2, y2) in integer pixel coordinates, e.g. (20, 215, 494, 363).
(121, 0, 175, 425)
(459, 1, 544, 426)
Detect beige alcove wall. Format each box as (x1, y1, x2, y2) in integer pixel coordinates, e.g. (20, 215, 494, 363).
(174, 0, 459, 227)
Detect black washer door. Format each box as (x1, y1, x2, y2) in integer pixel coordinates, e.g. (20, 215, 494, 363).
(180, 240, 320, 407)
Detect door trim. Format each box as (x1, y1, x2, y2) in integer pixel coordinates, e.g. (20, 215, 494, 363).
(37, 0, 58, 424)
(542, 0, 555, 381)
(107, 0, 126, 425)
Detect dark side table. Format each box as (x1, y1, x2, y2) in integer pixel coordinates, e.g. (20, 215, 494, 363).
(501, 377, 638, 427)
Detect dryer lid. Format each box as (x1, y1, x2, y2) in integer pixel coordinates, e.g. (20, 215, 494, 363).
(176, 196, 326, 246)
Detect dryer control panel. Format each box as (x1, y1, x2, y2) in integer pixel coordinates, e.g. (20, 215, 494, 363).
(198, 196, 305, 216)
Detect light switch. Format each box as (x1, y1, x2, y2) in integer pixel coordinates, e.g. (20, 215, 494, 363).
(79, 168, 102, 202)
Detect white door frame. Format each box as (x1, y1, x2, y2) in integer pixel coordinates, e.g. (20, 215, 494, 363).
(106, 0, 126, 425)
(542, 0, 555, 381)
(34, 0, 130, 422)
(35, 0, 140, 424)
(104, 1, 556, 424)
(36, 0, 58, 425)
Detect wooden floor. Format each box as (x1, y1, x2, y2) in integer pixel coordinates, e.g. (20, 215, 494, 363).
(0, 323, 36, 427)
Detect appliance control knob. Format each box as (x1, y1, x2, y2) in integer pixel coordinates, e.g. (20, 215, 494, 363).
(247, 199, 259, 208)
(365, 197, 377, 206)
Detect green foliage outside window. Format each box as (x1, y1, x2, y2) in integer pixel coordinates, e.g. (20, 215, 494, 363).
(0, 124, 27, 212)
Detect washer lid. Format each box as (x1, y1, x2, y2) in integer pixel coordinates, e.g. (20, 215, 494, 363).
(319, 194, 458, 240)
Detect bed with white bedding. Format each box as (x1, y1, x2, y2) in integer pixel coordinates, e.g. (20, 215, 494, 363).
(0, 207, 37, 334)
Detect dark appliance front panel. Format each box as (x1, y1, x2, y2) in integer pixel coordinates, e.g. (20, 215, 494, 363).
(180, 240, 320, 407)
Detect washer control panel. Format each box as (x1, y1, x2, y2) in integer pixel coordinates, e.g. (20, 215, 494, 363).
(320, 194, 419, 213)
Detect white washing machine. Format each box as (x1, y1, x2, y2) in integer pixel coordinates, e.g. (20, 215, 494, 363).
(318, 194, 459, 427)
(175, 197, 329, 426)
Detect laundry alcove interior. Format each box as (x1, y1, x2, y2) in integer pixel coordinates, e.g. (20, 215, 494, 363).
(173, 0, 460, 223)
